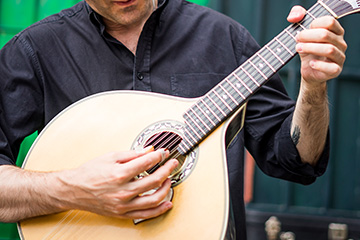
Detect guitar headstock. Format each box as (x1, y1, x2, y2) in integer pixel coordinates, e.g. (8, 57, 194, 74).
(319, 0, 360, 18)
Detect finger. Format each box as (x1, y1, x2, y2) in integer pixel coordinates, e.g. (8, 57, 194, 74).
(310, 16, 345, 36)
(307, 60, 343, 79)
(287, 5, 306, 23)
(109, 158, 178, 203)
(121, 200, 173, 220)
(98, 146, 155, 166)
(122, 178, 173, 213)
(117, 149, 171, 183)
(128, 159, 178, 196)
(126, 148, 170, 176)
(296, 28, 347, 53)
(296, 42, 346, 66)
(115, 146, 155, 164)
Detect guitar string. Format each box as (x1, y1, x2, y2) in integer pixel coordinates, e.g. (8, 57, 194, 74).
(47, 212, 91, 240)
(41, 210, 81, 239)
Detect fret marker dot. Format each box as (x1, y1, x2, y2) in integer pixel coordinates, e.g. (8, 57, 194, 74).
(223, 95, 228, 100)
(236, 83, 241, 88)
(259, 63, 264, 69)
(206, 110, 210, 114)
(277, 48, 282, 53)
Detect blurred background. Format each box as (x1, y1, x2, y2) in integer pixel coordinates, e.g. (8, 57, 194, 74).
(0, 0, 359, 239)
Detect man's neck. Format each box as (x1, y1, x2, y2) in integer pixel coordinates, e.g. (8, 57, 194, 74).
(104, 0, 158, 55)
(105, 21, 145, 55)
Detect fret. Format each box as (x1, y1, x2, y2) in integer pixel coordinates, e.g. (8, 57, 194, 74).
(241, 65, 261, 87)
(307, 11, 316, 20)
(268, 40, 292, 64)
(232, 72, 253, 94)
(212, 89, 233, 111)
(260, 47, 284, 70)
(282, 24, 302, 40)
(311, 2, 330, 19)
(257, 52, 276, 73)
(187, 108, 210, 133)
(181, 127, 198, 148)
(297, 23, 307, 30)
(275, 37, 294, 56)
(203, 95, 225, 120)
(225, 78, 246, 100)
(220, 79, 239, 102)
(234, 69, 257, 93)
(285, 29, 297, 41)
(265, 45, 285, 65)
(200, 98, 221, 122)
(207, 92, 227, 117)
(177, 140, 189, 153)
(249, 60, 268, 80)
(219, 83, 239, 106)
(183, 119, 202, 141)
(194, 102, 216, 127)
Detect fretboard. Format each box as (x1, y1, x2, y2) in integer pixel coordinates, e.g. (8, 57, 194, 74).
(178, 2, 333, 155)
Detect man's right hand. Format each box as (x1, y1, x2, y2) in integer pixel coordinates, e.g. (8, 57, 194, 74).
(58, 148, 178, 220)
(0, 148, 178, 222)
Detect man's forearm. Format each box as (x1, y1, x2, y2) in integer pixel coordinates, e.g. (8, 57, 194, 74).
(291, 79, 329, 166)
(0, 165, 66, 222)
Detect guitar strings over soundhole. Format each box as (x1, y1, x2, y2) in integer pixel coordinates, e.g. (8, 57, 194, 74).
(143, 131, 186, 178)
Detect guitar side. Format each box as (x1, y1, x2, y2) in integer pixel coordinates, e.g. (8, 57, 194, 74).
(18, 91, 240, 240)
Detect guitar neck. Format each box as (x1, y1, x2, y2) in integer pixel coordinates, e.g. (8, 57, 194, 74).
(177, 2, 333, 155)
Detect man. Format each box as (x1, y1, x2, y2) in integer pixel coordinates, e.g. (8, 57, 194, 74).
(0, 0, 346, 239)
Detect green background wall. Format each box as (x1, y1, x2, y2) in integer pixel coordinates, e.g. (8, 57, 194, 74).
(1, 0, 360, 239)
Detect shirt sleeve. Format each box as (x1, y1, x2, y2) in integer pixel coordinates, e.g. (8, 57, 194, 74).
(237, 25, 330, 185)
(0, 35, 44, 166)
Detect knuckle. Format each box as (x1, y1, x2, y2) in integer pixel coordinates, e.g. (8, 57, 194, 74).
(116, 190, 135, 202)
(342, 40, 348, 51)
(112, 169, 128, 183)
(319, 30, 329, 41)
(114, 205, 126, 215)
(335, 65, 342, 75)
(330, 65, 342, 77)
(326, 17, 337, 28)
(147, 193, 165, 206)
(143, 155, 156, 168)
(326, 45, 336, 55)
(152, 175, 165, 187)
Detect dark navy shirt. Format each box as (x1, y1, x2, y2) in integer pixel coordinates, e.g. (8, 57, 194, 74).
(0, 0, 329, 239)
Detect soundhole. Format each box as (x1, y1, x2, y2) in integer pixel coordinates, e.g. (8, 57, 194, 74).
(143, 131, 186, 178)
(132, 121, 198, 186)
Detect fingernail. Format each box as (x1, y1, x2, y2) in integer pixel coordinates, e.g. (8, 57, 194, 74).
(158, 148, 169, 161)
(172, 159, 179, 168)
(165, 201, 173, 209)
(310, 60, 316, 69)
(296, 43, 303, 52)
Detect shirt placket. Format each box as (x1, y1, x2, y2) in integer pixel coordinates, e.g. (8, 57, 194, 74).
(133, 24, 154, 92)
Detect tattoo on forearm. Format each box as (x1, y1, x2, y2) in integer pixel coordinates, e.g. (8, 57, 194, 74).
(291, 125, 301, 146)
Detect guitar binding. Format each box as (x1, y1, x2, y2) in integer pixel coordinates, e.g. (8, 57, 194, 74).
(131, 120, 199, 187)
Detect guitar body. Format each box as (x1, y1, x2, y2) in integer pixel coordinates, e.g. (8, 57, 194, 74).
(18, 91, 241, 240)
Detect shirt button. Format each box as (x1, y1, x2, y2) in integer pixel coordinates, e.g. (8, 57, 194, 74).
(137, 72, 144, 80)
